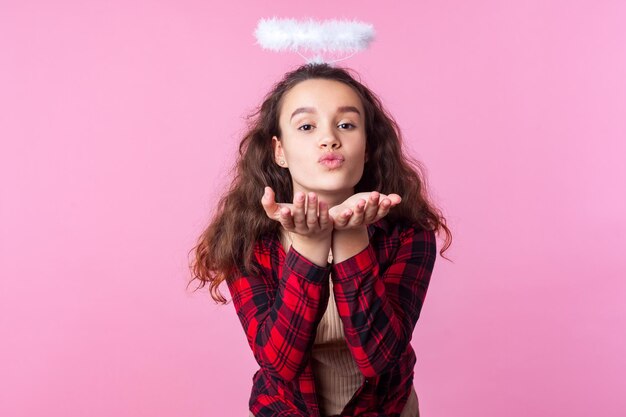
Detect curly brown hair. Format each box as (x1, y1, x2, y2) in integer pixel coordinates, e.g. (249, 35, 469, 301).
(188, 63, 452, 303)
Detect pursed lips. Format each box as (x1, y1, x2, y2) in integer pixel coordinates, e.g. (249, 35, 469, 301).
(318, 153, 345, 169)
(318, 154, 345, 162)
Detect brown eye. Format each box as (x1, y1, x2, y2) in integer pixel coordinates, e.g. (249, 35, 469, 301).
(298, 124, 314, 131)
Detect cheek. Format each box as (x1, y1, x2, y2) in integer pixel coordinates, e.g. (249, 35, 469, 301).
(283, 143, 314, 164)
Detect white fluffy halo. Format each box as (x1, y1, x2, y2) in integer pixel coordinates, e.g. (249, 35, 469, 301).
(254, 17, 375, 64)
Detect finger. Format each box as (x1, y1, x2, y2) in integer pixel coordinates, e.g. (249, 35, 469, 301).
(386, 193, 402, 205)
(364, 192, 380, 222)
(262, 186, 288, 222)
(292, 191, 307, 232)
(279, 206, 295, 230)
(349, 198, 366, 226)
(327, 204, 341, 220)
(319, 200, 331, 228)
(333, 208, 353, 228)
(375, 197, 392, 221)
(261, 186, 277, 217)
(306, 192, 319, 228)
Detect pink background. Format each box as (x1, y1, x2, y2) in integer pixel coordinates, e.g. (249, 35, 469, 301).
(1, 1, 625, 416)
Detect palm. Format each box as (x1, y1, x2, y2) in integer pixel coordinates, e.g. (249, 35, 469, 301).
(267, 202, 294, 222)
(328, 193, 374, 217)
(261, 187, 333, 239)
(329, 191, 402, 229)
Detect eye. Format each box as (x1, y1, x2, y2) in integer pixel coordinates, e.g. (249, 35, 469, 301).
(338, 123, 356, 129)
(297, 124, 314, 131)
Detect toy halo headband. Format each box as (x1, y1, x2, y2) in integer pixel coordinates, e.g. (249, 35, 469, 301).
(254, 18, 375, 65)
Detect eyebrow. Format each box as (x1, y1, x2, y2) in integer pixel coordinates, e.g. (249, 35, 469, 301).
(289, 106, 361, 121)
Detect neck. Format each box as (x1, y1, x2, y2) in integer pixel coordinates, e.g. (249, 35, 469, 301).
(316, 192, 351, 207)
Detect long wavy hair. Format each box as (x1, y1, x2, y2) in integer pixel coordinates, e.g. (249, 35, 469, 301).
(188, 63, 452, 303)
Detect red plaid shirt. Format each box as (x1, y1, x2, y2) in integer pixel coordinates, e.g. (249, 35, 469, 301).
(227, 218, 437, 417)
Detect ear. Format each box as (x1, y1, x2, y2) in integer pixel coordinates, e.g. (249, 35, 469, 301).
(272, 136, 288, 167)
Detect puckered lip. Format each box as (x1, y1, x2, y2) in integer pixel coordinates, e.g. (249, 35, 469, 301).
(318, 153, 345, 162)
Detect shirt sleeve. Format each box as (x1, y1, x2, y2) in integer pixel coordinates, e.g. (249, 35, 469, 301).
(226, 243, 331, 383)
(331, 226, 437, 378)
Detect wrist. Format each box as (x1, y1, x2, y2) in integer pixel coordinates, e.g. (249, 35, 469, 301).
(289, 232, 332, 267)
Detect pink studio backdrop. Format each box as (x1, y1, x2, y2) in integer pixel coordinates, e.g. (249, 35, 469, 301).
(1, 1, 625, 416)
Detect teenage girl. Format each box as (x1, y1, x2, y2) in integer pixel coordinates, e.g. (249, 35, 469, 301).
(190, 63, 451, 417)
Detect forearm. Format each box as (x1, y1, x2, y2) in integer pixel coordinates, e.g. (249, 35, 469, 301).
(231, 246, 331, 382)
(330, 228, 437, 378)
(258, 253, 330, 381)
(332, 252, 408, 377)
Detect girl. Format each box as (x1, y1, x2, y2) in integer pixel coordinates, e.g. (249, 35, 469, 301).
(190, 63, 452, 417)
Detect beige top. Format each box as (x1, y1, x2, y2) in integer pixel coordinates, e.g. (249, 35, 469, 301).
(249, 272, 419, 417)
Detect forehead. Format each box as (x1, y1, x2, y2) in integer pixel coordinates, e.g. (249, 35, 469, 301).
(280, 79, 363, 115)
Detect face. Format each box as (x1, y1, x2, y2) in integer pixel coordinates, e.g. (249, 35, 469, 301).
(273, 78, 367, 203)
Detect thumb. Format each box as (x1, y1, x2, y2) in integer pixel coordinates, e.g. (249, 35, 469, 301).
(261, 187, 280, 217)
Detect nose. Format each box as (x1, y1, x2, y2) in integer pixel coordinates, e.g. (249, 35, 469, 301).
(319, 125, 341, 149)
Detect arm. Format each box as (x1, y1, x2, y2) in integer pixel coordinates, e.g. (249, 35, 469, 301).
(229, 187, 333, 382)
(227, 242, 330, 383)
(331, 225, 437, 378)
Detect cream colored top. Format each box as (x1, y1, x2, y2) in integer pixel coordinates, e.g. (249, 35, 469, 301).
(249, 271, 419, 417)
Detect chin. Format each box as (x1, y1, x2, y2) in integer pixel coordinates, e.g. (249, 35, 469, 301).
(310, 181, 359, 194)
(294, 172, 361, 194)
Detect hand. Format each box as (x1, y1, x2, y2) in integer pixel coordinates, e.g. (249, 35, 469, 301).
(329, 191, 402, 230)
(261, 187, 333, 239)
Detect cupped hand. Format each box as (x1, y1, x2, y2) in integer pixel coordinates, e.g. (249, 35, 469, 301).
(261, 186, 333, 238)
(328, 191, 402, 230)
